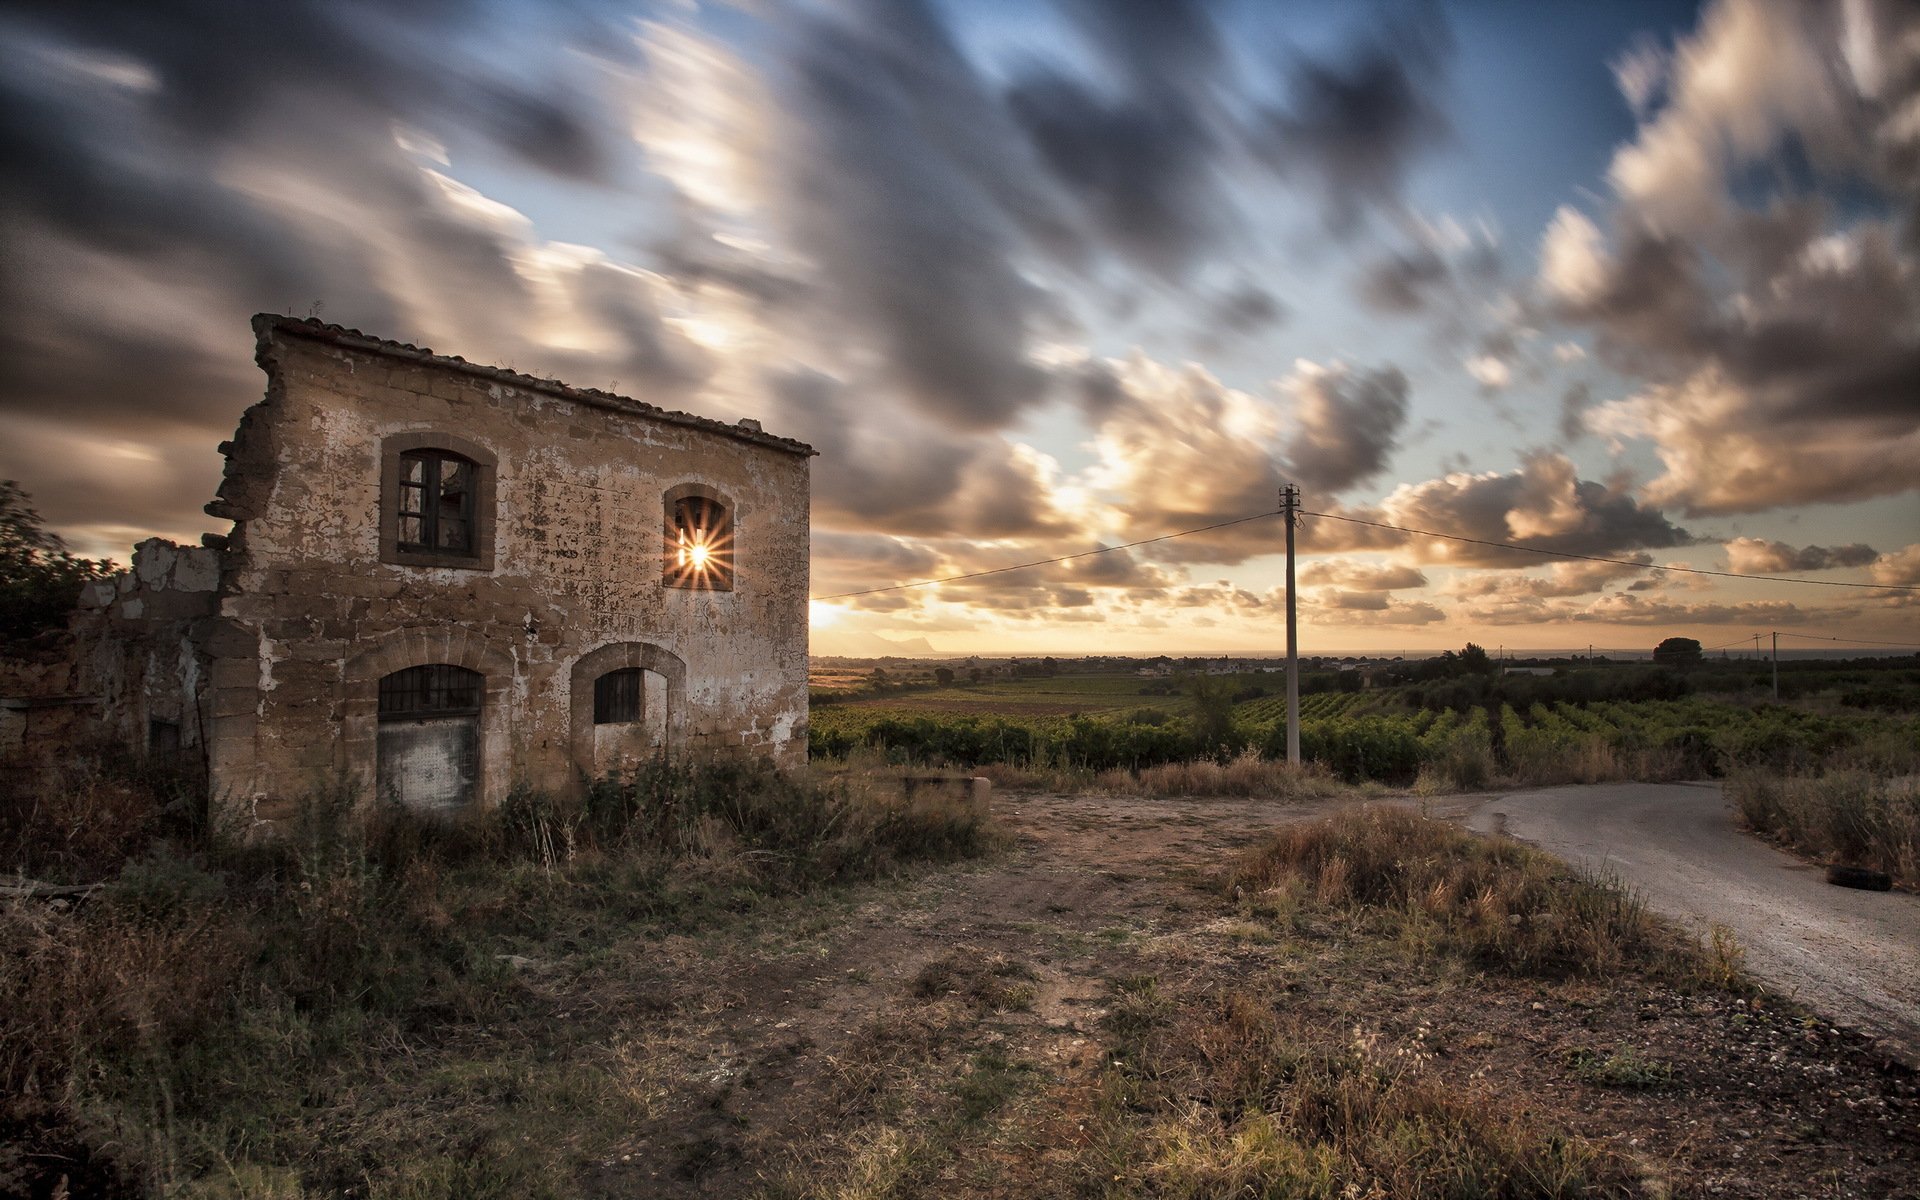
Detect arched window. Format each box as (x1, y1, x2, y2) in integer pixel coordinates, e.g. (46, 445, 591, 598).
(378, 664, 482, 718)
(663, 485, 734, 591)
(594, 668, 643, 724)
(379, 433, 498, 570)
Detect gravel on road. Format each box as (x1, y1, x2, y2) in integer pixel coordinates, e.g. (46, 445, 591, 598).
(1462, 781, 1920, 1067)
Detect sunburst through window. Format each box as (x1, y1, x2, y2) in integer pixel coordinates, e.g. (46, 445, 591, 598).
(664, 492, 733, 590)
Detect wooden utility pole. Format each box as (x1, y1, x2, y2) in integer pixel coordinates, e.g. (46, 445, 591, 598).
(1282, 483, 1301, 766)
(1772, 631, 1779, 702)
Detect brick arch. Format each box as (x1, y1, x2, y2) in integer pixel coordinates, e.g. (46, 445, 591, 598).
(568, 640, 687, 780)
(341, 626, 518, 808)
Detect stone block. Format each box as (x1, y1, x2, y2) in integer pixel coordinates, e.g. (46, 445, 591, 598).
(208, 658, 257, 690)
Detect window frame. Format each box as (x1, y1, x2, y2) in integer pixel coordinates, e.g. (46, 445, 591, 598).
(396, 449, 476, 556)
(662, 482, 736, 592)
(379, 432, 498, 571)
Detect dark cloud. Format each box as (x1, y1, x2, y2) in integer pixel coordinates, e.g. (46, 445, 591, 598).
(1208, 283, 1288, 336)
(1299, 560, 1427, 591)
(766, 0, 1062, 431)
(1446, 555, 1653, 601)
(1281, 364, 1410, 495)
(1557, 381, 1594, 443)
(1300, 453, 1691, 568)
(1356, 218, 1499, 315)
(1004, 0, 1225, 277)
(0, 0, 700, 552)
(1068, 355, 1290, 565)
(1260, 6, 1454, 235)
(1723, 538, 1879, 574)
(1358, 242, 1448, 312)
(1544, 1, 1920, 516)
(766, 366, 1072, 541)
(1565, 596, 1816, 627)
(809, 530, 944, 598)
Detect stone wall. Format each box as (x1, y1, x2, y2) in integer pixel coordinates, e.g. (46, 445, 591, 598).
(1, 539, 221, 768)
(191, 317, 813, 819)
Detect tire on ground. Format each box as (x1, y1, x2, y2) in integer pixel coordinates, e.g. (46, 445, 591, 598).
(1825, 864, 1893, 891)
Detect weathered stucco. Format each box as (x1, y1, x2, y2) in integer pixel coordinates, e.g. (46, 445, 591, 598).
(5, 315, 813, 824)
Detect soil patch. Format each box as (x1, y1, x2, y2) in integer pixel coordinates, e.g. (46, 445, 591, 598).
(571, 791, 1917, 1198)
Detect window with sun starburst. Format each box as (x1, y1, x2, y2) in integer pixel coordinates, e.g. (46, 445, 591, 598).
(663, 485, 734, 591)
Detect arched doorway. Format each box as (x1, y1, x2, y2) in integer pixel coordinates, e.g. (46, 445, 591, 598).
(377, 664, 482, 810)
(569, 642, 687, 785)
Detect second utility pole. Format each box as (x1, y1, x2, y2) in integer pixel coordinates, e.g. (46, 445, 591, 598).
(1283, 483, 1301, 766)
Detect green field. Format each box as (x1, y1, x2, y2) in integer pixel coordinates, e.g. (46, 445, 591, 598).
(814, 671, 1248, 716)
(808, 666, 1920, 786)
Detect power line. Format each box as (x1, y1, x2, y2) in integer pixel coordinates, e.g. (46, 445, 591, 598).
(1775, 631, 1920, 651)
(810, 509, 1283, 601)
(1302, 510, 1920, 593)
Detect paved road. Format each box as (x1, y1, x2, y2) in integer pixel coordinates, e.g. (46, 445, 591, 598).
(1461, 782, 1920, 1066)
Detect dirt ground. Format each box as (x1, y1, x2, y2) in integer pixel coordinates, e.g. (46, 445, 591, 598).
(556, 791, 1918, 1198)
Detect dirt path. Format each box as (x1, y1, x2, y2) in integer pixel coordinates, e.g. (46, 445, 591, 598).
(1461, 781, 1920, 1066)
(596, 791, 1335, 1195)
(583, 789, 1915, 1198)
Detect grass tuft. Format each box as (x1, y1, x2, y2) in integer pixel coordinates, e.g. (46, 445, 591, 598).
(1227, 806, 1733, 986)
(1081, 988, 1640, 1199)
(1730, 768, 1919, 889)
(911, 951, 1037, 1013)
(1098, 752, 1349, 799)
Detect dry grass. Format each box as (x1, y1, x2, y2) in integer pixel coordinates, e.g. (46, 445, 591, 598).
(1046, 808, 1758, 1198)
(1077, 981, 1642, 1200)
(909, 950, 1037, 1014)
(0, 752, 202, 884)
(0, 758, 997, 1199)
(1227, 806, 1730, 985)
(1096, 751, 1350, 799)
(1730, 768, 1920, 889)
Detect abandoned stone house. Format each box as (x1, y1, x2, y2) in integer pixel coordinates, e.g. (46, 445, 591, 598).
(2, 314, 813, 822)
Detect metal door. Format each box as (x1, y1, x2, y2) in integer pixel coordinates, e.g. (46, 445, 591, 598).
(377, 716, 477, 810)
(377, 664, 482, 811)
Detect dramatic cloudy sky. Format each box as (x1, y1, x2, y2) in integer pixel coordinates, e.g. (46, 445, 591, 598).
(2, 0, 1916, 655)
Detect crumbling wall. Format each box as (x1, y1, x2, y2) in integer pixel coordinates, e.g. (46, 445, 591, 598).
(0, 635, 95, 765)
(1, 538, 224, 769)
(197, 317, 811, 819)
(74, 539, 223, 757)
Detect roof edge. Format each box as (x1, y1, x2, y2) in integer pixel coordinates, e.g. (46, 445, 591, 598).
(252, 314, 816, 458)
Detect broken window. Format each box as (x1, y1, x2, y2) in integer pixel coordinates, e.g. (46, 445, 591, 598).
(664, 490, 734, 590)
(380, 434, 497, 570)
(397, 450, 476, 555)
(593, 668, 643, 724)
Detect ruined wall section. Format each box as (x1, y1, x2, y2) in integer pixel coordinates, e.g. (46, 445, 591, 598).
(0, 635, 92, 765)
(1, 540, 225, 767)
(204, 318, 810, 812)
